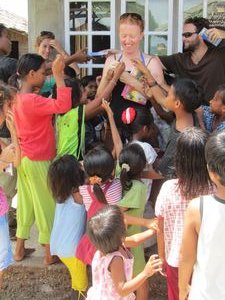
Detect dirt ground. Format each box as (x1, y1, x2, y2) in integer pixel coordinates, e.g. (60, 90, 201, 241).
(0, 245, 167, 300)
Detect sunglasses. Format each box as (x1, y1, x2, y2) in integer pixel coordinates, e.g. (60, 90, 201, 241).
(182, 32, 198, 38)
(40, 31, 55, 39)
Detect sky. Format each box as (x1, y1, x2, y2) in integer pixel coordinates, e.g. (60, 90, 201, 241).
(0, 0, 28, 19)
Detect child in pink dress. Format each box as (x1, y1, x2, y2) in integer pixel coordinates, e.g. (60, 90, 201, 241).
(87, 205, 162, 300)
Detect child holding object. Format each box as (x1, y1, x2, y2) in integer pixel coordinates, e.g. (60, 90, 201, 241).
(86, 205, 162, 300)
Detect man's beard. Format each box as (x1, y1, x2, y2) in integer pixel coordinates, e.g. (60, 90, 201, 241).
(183, 43, 196, 52)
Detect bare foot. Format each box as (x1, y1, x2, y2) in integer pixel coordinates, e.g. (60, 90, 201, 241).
(44, 255, 60, 266)
(14, 248, 35, 262)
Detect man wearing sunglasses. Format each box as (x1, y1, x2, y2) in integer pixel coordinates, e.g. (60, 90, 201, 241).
(158, 17, 225, 105)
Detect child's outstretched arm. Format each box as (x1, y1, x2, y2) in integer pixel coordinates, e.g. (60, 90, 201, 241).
(85, 62, 125, 120)
(141, 164, 164, 180)
(110, 254, 162, 297)
(132, 59, 168, 108)
(123, 213, 155, 228)
(124, 214, 157, 248)
(179, 198, 200, 300)
(102, 99, 122, 159)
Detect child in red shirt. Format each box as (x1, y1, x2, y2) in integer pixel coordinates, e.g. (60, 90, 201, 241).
(12, 53, 71, 264)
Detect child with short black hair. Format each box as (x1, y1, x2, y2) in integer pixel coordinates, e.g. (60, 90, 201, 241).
(155, 78, 202, 178)
(133, 59, 202, 178)
(48, 154, 87, 299)
(86, 205, 162, 300)
(179, 129, 225, 300)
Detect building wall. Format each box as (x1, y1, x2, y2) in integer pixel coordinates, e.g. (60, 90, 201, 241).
(28, 0, 65, 52)
(8, 30, 28, 57)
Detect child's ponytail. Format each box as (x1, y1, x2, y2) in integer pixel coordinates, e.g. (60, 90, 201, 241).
(119, 143, 147, 193)
(84, 146, 115, 204)
(120, 163, 132, 191)
(89, 176, 108, 204)
(8, 73, 20, 90)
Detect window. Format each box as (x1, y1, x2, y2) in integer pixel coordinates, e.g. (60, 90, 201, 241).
(64, 0, 115, 75)
(121, 0, 173, 55)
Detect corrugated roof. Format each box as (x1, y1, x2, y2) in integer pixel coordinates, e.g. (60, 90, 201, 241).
(0, 8, 27, 34)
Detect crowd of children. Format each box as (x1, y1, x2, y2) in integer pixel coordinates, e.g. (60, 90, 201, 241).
(0, 12, 225, 300)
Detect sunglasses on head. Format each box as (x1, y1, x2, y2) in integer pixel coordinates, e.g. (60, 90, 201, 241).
(40, 31, 55, 38)
(120, 13, 143, 20)
(182, 32, 198, 38)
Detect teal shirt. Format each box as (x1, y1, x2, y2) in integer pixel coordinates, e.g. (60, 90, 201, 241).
(40, 76, 56, 96)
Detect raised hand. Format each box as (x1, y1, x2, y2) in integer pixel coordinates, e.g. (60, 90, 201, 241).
(73, 48, 89, 63)
(52, 54, 65, 77)
(113, 62, 125, 81)
(132, 58, 149, 76)
(102, 98, 113, 118)
(207, 28, 225, 43)
(49, 39, 66, 55)
(6, 110, 16, 136)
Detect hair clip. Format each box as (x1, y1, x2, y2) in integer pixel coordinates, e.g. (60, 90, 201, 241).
(121, 107, 136, 125)
(121, 163, 130, 172)
(89, 175, 102, 185)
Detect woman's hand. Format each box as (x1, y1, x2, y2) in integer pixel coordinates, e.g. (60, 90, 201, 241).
(49, 39, 67, 56)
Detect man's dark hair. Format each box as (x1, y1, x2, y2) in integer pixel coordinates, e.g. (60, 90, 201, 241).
(0, 24, 7, 37)
(184, 17, 210, 33)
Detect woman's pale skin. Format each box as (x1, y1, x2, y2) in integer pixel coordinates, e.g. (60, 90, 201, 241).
(97, 21, 165, 98)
